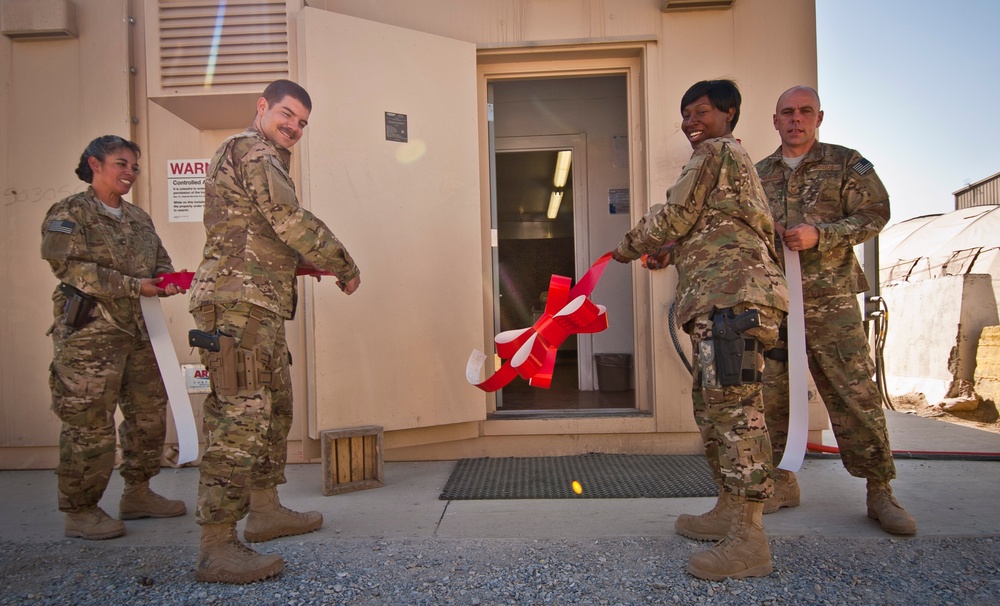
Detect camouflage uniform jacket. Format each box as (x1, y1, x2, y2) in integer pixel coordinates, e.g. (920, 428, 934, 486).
(189, 126, 361, 319)
(616, 135, 788, 325)
(755, 142, 890, 297)
(40, 187, 175, 338)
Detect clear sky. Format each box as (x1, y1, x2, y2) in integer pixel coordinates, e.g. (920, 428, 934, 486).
(815, 0, 1000, 227)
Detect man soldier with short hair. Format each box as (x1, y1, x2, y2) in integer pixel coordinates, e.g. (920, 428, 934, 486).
(189, 79, 361, 583)
(755, 85, 915, 536)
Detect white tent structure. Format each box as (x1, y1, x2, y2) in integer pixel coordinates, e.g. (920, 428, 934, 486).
(877, 206, 1000, 405)
(880, 205, 1000, 302)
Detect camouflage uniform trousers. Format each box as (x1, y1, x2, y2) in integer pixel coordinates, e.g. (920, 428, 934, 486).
(191, 301, 293, 526)
(762, 293, 895, 481)
(688, 304, 783, 501)
(49, 317, 169, 513)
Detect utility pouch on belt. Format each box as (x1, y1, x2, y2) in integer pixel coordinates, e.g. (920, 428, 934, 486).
(58, 283, 96, 332)
(711, 307, 763, 386)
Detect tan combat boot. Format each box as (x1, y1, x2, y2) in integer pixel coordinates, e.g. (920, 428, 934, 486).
(866, 480, 917, 535)
(64, 507, 126, 540)
(674, 488, 736, 541)
(244, 486, 323, 543)
(195, 523, 284, 584)
(687, 499, 772, 581)
(763, 469, 800, 514)
(119, 481, 187, 520)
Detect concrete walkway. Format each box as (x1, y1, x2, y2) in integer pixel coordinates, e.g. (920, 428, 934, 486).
(2, 411, 1000, 546)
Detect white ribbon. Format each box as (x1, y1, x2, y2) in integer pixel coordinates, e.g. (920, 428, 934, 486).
(778, 245, 809, 472)
(140, 296, 199, 465)
(466, 349, 489, 384)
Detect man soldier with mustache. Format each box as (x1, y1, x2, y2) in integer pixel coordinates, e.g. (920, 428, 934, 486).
(188, 79, 362, 584)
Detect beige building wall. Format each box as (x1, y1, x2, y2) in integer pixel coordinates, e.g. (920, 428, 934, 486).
(1, 0, 135, 468)
(1, 0, 822, 469)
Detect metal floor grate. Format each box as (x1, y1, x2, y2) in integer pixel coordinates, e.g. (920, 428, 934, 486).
(439, 453, 718, 499)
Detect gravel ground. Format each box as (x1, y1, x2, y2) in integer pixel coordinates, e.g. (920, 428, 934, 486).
(2, 536, 998, 605)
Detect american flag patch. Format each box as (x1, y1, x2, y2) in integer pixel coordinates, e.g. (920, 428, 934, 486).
(47, 219, 76, 234)
(852, 158, 874, 175)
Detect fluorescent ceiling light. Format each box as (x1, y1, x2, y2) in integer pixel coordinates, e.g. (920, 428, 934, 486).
(553, 150, 572, 188)
(547, 190, 563, 219)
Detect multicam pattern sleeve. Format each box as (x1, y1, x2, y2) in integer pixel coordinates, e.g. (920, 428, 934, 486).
(40, 188, 175, 335)
(255, 152, 360, 282)
(615, 153, 709, 260)
(756, 142, 890, 296)
(189, 128, 360, 319)
(617, 136, 788, 325)
(812, 148, 889, 253)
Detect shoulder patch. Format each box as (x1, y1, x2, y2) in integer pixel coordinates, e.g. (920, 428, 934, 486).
(47, 219, 75, 234)
(852, 158, 874, 175)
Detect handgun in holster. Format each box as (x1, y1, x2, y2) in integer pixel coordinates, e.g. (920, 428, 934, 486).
(711, 307, 763, 386)
(58, 282, 96, 333)
(189, 326, 272, 397)
(189, 329, 240, 396)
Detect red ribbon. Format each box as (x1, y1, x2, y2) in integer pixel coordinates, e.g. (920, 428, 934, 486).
(157, 271, 194, 289)
(159, 267, 333, 290)
(468, 252, 614, 392)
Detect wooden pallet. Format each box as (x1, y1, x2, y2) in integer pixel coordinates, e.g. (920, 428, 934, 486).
(320, 425, 384, 496)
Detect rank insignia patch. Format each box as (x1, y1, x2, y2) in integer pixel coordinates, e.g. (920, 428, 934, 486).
(852, 158, 874, 175)
(47, 220, 76, 234)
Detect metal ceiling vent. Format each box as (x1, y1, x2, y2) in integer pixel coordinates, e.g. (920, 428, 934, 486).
(1, 0, 78, 40)
(661, 0, 736, 11)
(158, 0, 288, 92)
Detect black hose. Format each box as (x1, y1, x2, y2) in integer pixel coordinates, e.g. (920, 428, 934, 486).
(668, 301, 693, 373)
(870, 296, 894, 410)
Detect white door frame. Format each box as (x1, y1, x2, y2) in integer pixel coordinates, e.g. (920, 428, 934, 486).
(477, 46, 655, 429)
(494, 133, 593, 389)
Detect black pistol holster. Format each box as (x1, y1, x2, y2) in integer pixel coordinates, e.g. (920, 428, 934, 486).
(58, 282, 96, 333)
(711, 307, 764, 386)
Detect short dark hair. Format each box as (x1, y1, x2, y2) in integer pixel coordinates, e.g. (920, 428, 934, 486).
(680, 79, 742, 130)
(74, 135, 141, 184)
(261, 79, 312, 111)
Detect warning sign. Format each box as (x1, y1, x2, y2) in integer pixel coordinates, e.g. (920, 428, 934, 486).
(167, 160, 210, 223)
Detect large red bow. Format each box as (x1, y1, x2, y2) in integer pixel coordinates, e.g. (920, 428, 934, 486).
(467, 252, 614, 392)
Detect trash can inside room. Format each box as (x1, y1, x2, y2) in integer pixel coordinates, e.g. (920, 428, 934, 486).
(594, 353, 632, 392)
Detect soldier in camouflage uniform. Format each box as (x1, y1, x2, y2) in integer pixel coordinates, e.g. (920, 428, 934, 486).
(41, 135, 188, 541)
(755, 85, 916, 535)
(188, 79, 361, 584)
(613, 80, 788, 580)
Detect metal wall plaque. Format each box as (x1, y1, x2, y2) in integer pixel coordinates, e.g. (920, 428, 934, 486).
(385, 111, 407, 142)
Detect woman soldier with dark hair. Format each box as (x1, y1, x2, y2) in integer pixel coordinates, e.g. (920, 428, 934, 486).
(612, 80, 788, 580)
(41, 135, 188, 540)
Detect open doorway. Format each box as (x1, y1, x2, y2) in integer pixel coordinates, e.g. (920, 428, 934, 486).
(490, 75, 635, 412)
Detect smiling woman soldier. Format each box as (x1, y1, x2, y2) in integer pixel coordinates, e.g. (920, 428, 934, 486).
(612, 79, 789, 580)
(41, 135, 188, 541)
